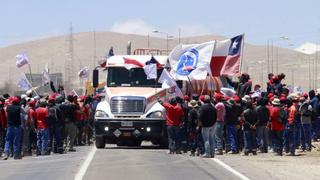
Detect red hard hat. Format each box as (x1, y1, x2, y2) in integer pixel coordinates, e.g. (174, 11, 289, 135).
(28, 100, 36, 107)
(199, 95, 205, 102)
(302, 92, 308, 99)
(233, 95, 240, 102)
(11, 97, 20, 104)
(183, 95, 190, 102)
(268, 93, 274, 99)
(48, 96, 55, 103)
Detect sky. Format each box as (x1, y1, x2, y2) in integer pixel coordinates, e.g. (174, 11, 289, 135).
(1, 0, 320, 49)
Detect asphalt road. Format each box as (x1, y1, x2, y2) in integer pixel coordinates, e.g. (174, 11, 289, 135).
(0, 143, 318, 180)
(0, 144, 246, 180)
(0, 146, 92, 180)
(82, 144, 241, 180)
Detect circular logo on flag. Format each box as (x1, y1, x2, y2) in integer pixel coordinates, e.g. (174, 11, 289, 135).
(176, 48, 199, 76)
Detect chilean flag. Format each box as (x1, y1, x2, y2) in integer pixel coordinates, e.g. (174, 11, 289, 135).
(210, 34, 244, 76)
(143, 56, 161, 79)
(145, 56, 161, 69)
(123, 57, 144, 70)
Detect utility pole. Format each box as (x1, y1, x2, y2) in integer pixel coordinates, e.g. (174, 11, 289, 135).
(267, 40, 270, 73)
(93, 30, 97, 68)
(309, 56, 312, 90)
(276, 47, 279, 74)
(271, 40, 274, 73)
(316, 43, 318, 88)
(147, 33, 150, 48)
(178, 28, 181, 44)
(65, 23, 75, 87)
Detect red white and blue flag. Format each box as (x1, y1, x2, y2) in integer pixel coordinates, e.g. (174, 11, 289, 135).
(143, 56, 160, 79)
(210, 34, 244, 76)
(123, 57, 144, 70)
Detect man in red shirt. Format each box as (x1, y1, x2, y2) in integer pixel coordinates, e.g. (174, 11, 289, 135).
(284, 98, 297, 156)
(35, 99, 49, 155)
(269, 98, 285, 156)
(160, 97, 184, 154)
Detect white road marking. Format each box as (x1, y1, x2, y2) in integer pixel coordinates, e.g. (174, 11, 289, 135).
(74, 146, 97, 180)
(212, 158, 251, 180)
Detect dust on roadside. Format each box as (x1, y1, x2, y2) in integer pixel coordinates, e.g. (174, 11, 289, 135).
(207, 142, 320, 180)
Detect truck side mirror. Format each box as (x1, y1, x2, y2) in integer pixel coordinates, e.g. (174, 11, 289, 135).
(93, 69, 99, 88)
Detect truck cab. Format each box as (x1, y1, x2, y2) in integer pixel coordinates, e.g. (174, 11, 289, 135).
(94, 55, 169, 148)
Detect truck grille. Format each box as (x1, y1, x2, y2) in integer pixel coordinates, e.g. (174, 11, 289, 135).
(111, 97, 145, 114)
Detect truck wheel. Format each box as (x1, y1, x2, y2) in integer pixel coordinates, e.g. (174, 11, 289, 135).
(95, 137, 105, 149)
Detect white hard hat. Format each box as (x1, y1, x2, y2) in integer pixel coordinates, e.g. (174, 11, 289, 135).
(21, 94, 27, 99)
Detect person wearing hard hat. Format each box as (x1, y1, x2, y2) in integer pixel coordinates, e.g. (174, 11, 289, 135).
(3, 97, 22, 160)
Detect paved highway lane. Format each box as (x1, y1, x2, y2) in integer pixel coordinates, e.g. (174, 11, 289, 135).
(83, 144, 242, 180)
(0, 146, 92, 180)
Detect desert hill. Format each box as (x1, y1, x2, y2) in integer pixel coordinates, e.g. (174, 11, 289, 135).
(0, 31, 312, 93)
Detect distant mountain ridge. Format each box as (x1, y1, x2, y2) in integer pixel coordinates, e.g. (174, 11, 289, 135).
(0, 31, 309, 93)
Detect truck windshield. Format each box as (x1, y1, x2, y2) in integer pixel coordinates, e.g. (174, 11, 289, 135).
(107, 67, 163, 87)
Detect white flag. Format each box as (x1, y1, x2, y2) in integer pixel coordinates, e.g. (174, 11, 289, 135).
(78, 66, 89, 78)
(15, 53, 29, 68)
(169, 41, 215, 80)
(143, 64, 157, 80)
(42, 63, 50, 85)
(220, 87, 236, 97)
(158, 69, 183, 97)
(17, 74, 32, 91)
(158, 69, 176, 88)
(71, 89, 79, 97)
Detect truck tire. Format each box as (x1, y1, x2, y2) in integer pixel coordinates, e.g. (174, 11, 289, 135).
(95, 137, 105, 149)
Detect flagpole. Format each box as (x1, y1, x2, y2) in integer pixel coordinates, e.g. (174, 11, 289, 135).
(27, 63, 40, 97)
(239, 33, 245, 74)
(208, 39, 217, 96)
(200, 78, 207, 96)
(32, 87, 40, 97)
(28, 64, 34, 86)
(187, 76, 195, 94)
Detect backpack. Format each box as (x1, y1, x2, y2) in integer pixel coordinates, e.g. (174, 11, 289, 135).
(278, 107, 287, 124)
(315, 101, 320, 118)
(301, 102, 312, 117)
(46, 107, 58, 126)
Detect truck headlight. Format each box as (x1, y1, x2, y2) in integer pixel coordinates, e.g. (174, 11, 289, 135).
(147, 111, 164, 118)
(95, 110, 109, 119)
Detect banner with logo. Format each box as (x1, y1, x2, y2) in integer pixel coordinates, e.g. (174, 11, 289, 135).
(169, 41, 215, 80)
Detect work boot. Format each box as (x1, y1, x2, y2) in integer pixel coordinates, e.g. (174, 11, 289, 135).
(69, 148, 76, 152)
(200, 154, 211, 158)
(288, 152, 295, 156)
(243, 150, 249, 156)
(216, 149, 223, 155)
(2, 154, 8, 160)
(14, 155, 22, 160)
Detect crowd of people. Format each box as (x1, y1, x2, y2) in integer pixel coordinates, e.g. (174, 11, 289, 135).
(0, 82, 101, 160)
(160, 73, 320, 158)
(2, 71, 320, 160)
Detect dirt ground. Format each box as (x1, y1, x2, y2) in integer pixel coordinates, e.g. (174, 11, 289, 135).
(216, 142, 320, 180)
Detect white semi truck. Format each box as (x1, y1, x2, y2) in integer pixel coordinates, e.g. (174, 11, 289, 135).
(93, 55, 169, 148)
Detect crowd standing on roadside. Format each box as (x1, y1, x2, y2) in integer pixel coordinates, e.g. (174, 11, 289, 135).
(2, 72, 320, 160)
(160, 72, 320, 158)
(0, 81, 101, 160)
